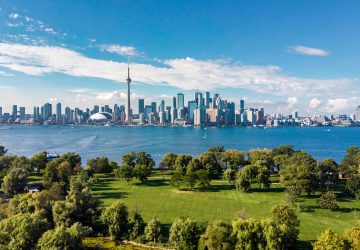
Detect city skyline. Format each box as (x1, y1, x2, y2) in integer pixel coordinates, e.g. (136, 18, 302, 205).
(0, 1, 359, 115)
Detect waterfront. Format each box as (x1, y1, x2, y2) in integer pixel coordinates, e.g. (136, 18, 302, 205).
(0, 125, 359, 163)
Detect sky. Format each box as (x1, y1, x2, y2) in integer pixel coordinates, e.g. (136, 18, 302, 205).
(0, 0, 359, 115)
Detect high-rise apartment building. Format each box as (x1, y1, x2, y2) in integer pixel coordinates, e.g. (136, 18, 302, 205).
(138, 99, 145, 114)
(177, 93, 184, 109)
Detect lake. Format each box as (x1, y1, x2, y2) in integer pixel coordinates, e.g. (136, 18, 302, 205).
(0, 125, 359, 164)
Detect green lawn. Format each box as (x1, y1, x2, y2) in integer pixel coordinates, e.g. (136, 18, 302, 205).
(91, 173, 360, 245)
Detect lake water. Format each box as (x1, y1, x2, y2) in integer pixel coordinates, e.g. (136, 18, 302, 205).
(0, 125, 359, 164)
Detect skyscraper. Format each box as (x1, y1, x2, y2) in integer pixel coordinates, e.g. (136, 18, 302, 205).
(205, 92, 210, 108)
(172, 96, 177, 109)
(356, 106, 360, 121)
(56, 102, 62, 124)
(177, 93, 184, 109)
(138, 99, 145, 114)
(0, 107, 2, 118)
(240, 100, 245, 114)
(125, 61, 132, 123)
(12, 105, 17, 120)
(19, 107, 25, 119)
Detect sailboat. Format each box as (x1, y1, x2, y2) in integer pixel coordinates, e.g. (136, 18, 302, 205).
(202, 127, 207, 139)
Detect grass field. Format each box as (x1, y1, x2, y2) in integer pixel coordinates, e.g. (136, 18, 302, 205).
(91, 172, 360, 246)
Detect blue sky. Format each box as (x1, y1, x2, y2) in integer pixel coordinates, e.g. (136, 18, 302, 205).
(0, 0, 359, 115)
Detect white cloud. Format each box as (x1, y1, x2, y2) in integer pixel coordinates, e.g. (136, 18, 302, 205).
(287, 97, 298, 109)
(309, 98, 321, 109)
(68, 88, 92, 94)
(325, 97, 360, 113)
(100, 44, 139, 56)
(0, 43, 357, 101)
(9, 13, 19, 19)
(289, 45, 329, 56)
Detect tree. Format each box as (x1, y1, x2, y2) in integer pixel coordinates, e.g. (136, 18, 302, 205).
(222, 168, 236, 183)
(87, 157, 113, 174)
(116, 165, 135, 183)
(30, 151, 47, 173)
(183, 172, 197, 190)
(11, 156, 33, 172)
(59, 152, 82, 171)
(256, 165, 271, 189)
(346, 221, 360, 250)
(198, 151, 221, 175)
(134, 164, 152, 182)
(186, 158, 203, 173)
(169, 217, 201, 250)
(207, 146, 225, 169)
(136, 151, 155, 169)
(37, 222, 92, 250)
(0, 155, 16, 178)
(2, 168, 29, 195)
(280, 151, 319, 195)
(122, 151, 137, 167)
(312, 229, 346, 250)
(235, 165, 257, 192)
(319, 191, 338, 210)
(270, 205, 300, 248)
(53, 180, 100, 227)
(0, 213, 49, 249)
(200, 220, 234, 250)
(170, 171, 183, 187)
(100, 201, 129, 240)
(340, 146, 360, 176)
(284, 186, 301, 205)
(129, 211, 145, 241)
(0, 145, 7, 156)
(346, 175, 360, 199)
(271, 145, 295, 157)
(161, 152, 178, 170)
(248, 148, 273, 170)
(174, 155, 193, 174)
(195, 169, 210, 189)
(232, 218, 266, 250)
(262, 218, 288, 250)
(317, 158, 339, 190)
(145, 217, 162, 243)
(223, 150, 246, 170)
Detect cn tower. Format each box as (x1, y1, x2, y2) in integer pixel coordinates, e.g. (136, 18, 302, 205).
(125, 60, 131, 124)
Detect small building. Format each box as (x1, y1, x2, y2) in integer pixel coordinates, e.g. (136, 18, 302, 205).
(25, 185, 42, 194)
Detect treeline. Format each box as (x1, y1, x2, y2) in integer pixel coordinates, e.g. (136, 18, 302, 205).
(0, 144, 359, 249)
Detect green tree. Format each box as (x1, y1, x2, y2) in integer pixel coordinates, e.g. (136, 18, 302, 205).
(186, 158, 203, 173)
(53, 179, 99, 227)
(248, 148, 273, 170)
(340, 146, 360, 176)
(169, 217, 201, 250)
(100, 201, 129, 240)
(37, 222, 92, 250)
(222, 168, 236, 183)
(11, 156, 32, 172)
(232, 218, 266, 250)
(170, 171, 183, 187)
(30, 151, 47, 173)
(195, 169, 210, 189)
(198, 151, 222, 175)
(122, 151, 137, 167)
(0, 145, 7, 156)
(87, 157, 113, 173)
(317, 158, 339, 190)
(136, 151, 155, 169)
(319, 191, 338, 210)
(280, 151, 319, 195)
(116, 165, 135, 183)
(0, 155, 16, 178)
(200, 220, 234, 250)
(312, 229, 346, 250)
(160, 152, 178, 170)
(174, 155, 193, 174)
(256, 165, 271, 189)
(223, 150, 246, 170)
(2, 168, 29, 195)
(235, 165, 257, 192)
(270, 205, 300, 248)
(0, 213, 50, 249)
(346, 175, 360, 199)
(129, 211, 145, 241)
(261, 218, 287, 250)
(145, 217, 162, 243)
(134, 164, 152, 182)
(271, 145, 295, 157)
(59, 152, 82, 171)
(183, 172, 197, 190)
(284, 186, 301, 205)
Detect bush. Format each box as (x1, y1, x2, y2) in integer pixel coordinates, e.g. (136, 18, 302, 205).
(319, 191, 338, 210)
(312, 229, 346, 250)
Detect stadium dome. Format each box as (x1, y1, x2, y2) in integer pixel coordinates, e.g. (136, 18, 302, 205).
(89, 112, 112, 122)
